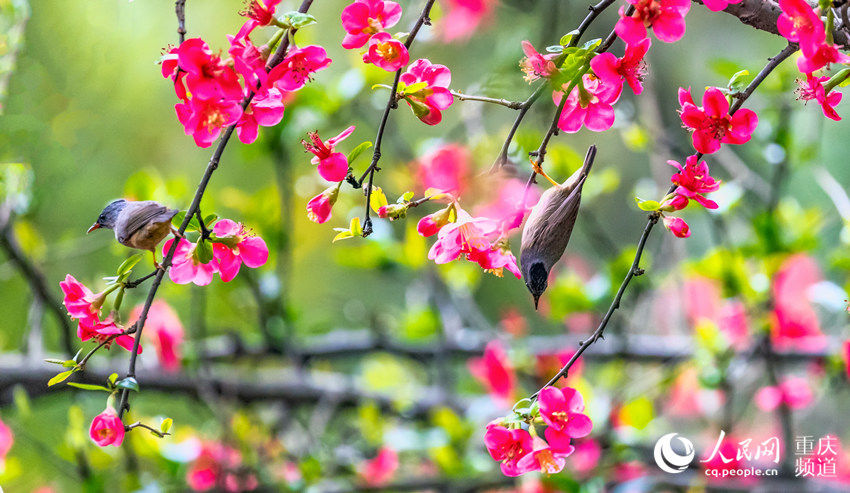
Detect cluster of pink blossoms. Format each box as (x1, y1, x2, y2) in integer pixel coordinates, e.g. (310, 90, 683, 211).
(161, 0, 330, 147)
(485, 386, 592, 476)
(163, 219, 269, 286)
(187, 440, 257, 492)
(60, 275, 140, 353)
(777, 0, 849, 120)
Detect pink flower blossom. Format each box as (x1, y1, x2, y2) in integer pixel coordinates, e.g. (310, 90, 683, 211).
(554, 74, 620, 133)
(520, 41, 558, 83)
(265, 45, 331, 92)
(238, 0, 283, 38)
(187, 442, 242, 491)
(468, 341, 516, 404)
(177, 38, 243, 101)
(777, 0, 826, 54)
(797, 43, 850, 74)
(797, 74, 842, 121)
(702, 0, 742, 12)
(77, 316, 140, 353)
(236, 88, 285, 144)
(416, 144, 470, 195)
(755, 376, 814, 412)
(668, 154, 721, 208)
(362, 32, 410, 72)
(417, 206, 453, 237)
(228, 34, 267, 89)
(175, 97, 243, 148)
(615, 0, 690, 45)
(427, 208, 521, 278)
(358, 448, 398, 487)
(340, 0, 402, 49)
(301, 126, 355, 182)
(89, 406, 124, 447)
(439, 0, 496, 42)
(569, 439, 602, 476)
(0, 418, 13, 465)
(60, 274, 101, 326)
(306, 184, 340, 224)
(679, 86, 758, 154)
(844, 340, 850, 380)
(770, 254, 826, 350)
(663, 216, 690, 237)
(590, 38, 650, 95)
(484, 423, 533, 476)
(399, 59, 454, 125)
(211, 219, 269, 282)
(131, 301, 184, 372)
(475, 177, 541, 236)
(537, 386, 593, 441)
(163, 238, 218, 286)
(515, 435, 574, 475)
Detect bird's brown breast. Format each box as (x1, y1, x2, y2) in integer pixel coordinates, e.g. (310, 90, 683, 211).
(123, 219, 173, 252)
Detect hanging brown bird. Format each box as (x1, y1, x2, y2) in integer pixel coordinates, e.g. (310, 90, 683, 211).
(520, 145, 596, 309)
(87, 199, 179, 268)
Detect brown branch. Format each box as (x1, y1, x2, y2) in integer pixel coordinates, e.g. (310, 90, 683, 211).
(175, 0, 187, 43)
(707, 0, 850, 46)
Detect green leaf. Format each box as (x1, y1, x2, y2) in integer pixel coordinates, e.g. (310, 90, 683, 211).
(194, 240, 213, 264)
(635, 197, 661, 211)
(559, 29, 580, 46)
(117, 253, 145, 276)
(545, 45, 564, 53)
(67, 382, 111, 392)
(203, 214, 218, 227)
(277, 11, 317, 28)
(48, 370, 75, 387)
(108, 373, 119, 385)
(728, 69, 752, 92)
(347, 141, 373, 167)
(44, 358, 66, 365)
(116, 377, 140, 392)
(160, 418, 173, 434)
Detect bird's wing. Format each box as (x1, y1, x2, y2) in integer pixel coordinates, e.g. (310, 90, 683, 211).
(118, 202, 178, 242)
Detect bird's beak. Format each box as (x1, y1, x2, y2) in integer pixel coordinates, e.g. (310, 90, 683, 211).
(86, 223, 101, 234)
(533, 294, 540, 311)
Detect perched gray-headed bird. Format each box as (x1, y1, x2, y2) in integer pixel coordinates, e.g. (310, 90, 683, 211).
(88, 199, 179, 268)
(520, 145, 596, 309)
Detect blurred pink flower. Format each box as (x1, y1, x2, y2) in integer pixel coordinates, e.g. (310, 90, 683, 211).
(187, 442, 242, 491)
(89, 406, 124, 447)
(474, 178, 540, 236)
(131, 301, 184, 372)
(302, 126, 355, 182)
(770, 254, 826, 351)
(0, 418, 12, 465)
(755, 376, 814, 412)
(416, 144, 470, 196)
(212, 219, 269, 282)
(569, 438, 602, 476)
(438, 0, 496, 42)
(163, 238, 218, 286)
(362, 32, 409, 72)
(358, 448, 398, 487)
(468, 341, 516, 404)
(340, 0, 402, 49)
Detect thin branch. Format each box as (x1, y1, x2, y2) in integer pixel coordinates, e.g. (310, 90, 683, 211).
(175, 0, 186, 44)
(450, 91, 523, 109)
(116, 0, 316, 420)
(356, 0, 437, 237)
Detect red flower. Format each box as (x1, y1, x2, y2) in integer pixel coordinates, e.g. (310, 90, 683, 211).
(362, 32, 409, 72)
(306, 184, 341, 224)
(590, 38, 651, 95)
(777, 0, 826, 55)
(228, 34, 267, 89)
(211, 219, 269, 282)
(678, 86, 758, 154)
(340, 0, 402, 49)
(89, 406, 125, 447)
(60, 274, 101, 326)
(468, 341, 516, 404)
(78, 316, 140, 353)
(770, 254, 826, 351)
(615, 0, 690, 45)
(519, 40, 558, 83)
(797, 42, 850, 74)
(175, 97, 243, 148)
(236, 88, 286, 144)
(237, 0, 283, 38)
(663, 216, 690, 237)
(265, 45, 331, 92)
(554, 74, 620, 133)
(398, 59, 454, 125)
(301, 126, 355, 182)
(668, 154, 720, 209)
(358, 448, 398, 487)
(702, 0, 742, 11)
(484, 423, 533, 476)
(515, 435, 574, 475)
(177, 38, 243, 101)
(537, 386, 593, 440)
(796, 74, 842, 121)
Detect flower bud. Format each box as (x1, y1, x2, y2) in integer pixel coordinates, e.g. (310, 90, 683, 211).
(306, 184, 340, 224)
(660, 194, 688, 212)
(377, 203, 408, 220)
(663, 216, 690, 238)
(417, 205, 454, 237)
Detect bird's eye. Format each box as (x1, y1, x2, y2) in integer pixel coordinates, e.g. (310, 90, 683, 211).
(99, 215, 105, 222)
